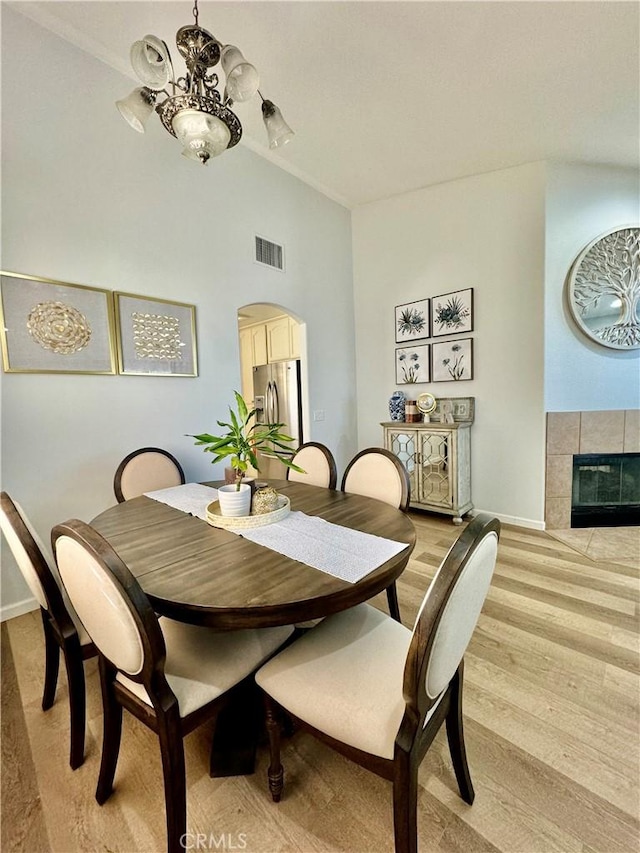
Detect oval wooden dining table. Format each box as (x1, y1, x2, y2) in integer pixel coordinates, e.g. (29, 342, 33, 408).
(90, 479, 416, 630)
(90, 479, 416, 776)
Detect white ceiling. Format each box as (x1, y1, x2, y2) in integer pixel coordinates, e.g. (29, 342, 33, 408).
(12, 0, 640, 209)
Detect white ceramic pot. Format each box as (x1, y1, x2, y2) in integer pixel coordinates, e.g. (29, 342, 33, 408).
(217, 483, 252, 517)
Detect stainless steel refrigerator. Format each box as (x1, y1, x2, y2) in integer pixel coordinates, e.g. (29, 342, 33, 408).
(252, 360, 303, 479)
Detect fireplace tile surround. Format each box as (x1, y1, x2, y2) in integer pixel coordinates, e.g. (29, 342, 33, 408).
(546, 410, 639, 529)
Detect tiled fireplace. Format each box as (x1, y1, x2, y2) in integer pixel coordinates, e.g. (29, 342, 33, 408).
(546, 410, 640, 529)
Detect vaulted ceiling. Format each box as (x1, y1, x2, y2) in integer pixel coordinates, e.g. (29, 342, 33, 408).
(13, 1, 640, 208)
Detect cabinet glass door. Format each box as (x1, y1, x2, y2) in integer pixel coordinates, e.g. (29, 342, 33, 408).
(418, 433, 452, 507)
(388, 430, 418, 497)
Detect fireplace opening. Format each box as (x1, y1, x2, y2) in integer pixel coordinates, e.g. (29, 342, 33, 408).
(572, 453, 640, 528)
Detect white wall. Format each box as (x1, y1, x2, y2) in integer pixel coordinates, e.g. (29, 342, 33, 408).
(0, 7, 355, 617)
(352, 163, 547, 527)
(544, 163, 640, 411)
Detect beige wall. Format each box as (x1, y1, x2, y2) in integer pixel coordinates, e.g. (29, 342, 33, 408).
(545, 163, 640, 411)
(0, 7, 355, 618)
(352, 163, 547, 527)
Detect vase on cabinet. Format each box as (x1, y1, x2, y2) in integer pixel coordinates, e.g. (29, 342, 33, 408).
(389, 391, 406, 421)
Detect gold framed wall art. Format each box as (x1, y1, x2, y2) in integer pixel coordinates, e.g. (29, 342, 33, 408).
(0, 271, 116, 374)
(114, 292, 198, 376)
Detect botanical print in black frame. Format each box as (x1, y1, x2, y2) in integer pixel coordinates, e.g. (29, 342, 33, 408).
(395, 344, 430, 384)
(431, 288, 473, 337)
(432, 338, 473, 382)
(395, 299, 430, 343)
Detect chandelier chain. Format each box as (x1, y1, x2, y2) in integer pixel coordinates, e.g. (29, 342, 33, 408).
(192, 0, 199, 25)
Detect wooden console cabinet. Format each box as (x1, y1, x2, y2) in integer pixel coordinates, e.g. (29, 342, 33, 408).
(382, 421, 473, 523)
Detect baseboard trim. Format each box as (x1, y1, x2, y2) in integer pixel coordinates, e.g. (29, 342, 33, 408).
(474, 510, 545, 531)
(1, 596, 38, 623)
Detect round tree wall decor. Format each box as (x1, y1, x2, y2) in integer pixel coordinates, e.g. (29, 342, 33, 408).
(566, 225, 640, 350)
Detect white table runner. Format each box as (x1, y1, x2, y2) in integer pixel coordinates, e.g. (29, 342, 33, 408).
(238, 511, 408, 583)
(143, 485, 409, 583)
(144, 483, 218, 521)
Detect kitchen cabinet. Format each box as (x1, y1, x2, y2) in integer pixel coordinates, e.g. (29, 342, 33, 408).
(266, 316, 292, 362)
(239, 314, 302, 422)
(382, 421, 472, 523)
(239, 325, 268, 403)
(239, 317, 301, 404)
(239, 325, 268, 373)
(251, 324, 268, 366)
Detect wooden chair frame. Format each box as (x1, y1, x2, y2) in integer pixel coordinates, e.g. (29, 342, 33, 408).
(285, 441, 338, 490)
(1, 492, 96, 769)
(341, 447, 412, 621)
(262, 513, 501, 853)
(51, 519, 258, 853)
(113, 447, 186, 503)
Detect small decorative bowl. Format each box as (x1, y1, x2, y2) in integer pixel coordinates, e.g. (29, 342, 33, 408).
(252, 486, 279, 515)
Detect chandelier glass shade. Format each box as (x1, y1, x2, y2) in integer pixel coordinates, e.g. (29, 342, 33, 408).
(172, 109, 231, 161)
(116, 0, 293, 164)
(262, 100, 295, 149)
(116, 87, 156, 133)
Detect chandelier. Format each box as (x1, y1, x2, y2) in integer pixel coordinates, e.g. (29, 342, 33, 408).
(116, 0, 294, 164)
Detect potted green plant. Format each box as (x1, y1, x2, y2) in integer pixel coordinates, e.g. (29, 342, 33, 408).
(189, 391, 303, 516)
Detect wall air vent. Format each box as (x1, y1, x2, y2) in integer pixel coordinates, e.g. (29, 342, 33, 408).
(255, 235, 284, 271)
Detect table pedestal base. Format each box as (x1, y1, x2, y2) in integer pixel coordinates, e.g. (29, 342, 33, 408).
(210, 679, 261, 777)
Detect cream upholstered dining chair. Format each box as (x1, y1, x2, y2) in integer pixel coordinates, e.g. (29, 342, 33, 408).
(341, 447, 411, 621)
(0, 492, 96, 769)
(286, 442, 338, 489)
(256, 513, 500, 853)
(52, 519, 293, 853)
(113, 447, 185, 503)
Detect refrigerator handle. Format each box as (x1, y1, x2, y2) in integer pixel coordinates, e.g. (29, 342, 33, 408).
(272, 380, 280, 424)
(266, 381, 274, 423)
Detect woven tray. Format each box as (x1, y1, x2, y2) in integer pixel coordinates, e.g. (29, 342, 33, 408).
(206, 495, 290, 530)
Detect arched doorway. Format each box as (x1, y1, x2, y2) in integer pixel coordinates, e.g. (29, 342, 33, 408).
(237, 303, 309, 474)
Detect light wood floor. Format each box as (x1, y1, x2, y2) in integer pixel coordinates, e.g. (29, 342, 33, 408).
(2, 514, 639, 853)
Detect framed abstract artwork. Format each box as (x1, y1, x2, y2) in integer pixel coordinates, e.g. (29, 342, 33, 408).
(114, 292, 198, 376)
(431, 288, 474, 337)
(0, 271, 116, 374)
(432, 338, 473, 382)
(395, 344, 430, 384)
(395, 299, 430, 343)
